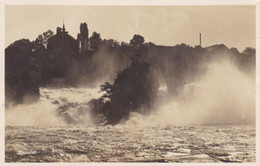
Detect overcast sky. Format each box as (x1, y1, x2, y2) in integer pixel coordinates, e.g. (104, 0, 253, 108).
(5, 5, 255, 51)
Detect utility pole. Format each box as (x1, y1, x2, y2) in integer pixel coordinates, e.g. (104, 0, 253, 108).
(199, 33, 201, 47)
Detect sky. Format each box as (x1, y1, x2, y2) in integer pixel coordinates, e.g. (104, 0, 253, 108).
(5, 5, 255, 52)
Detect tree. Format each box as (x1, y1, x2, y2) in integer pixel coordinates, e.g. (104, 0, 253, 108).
(32, 30, 54, 52)
(121, 41, 129, 47)
(143, 42, 156, 49)
(240, 47, 255, 72)
(5, 39, 41, 105)
(42, 30, 54, 47)
(89, 32, 102, 50)
(90, 60, 159, 125)
(242, 47, 255, 56)
(99, 82, 113, 100)
(103, 39, 120, 49)
(129, 34, 145, 49)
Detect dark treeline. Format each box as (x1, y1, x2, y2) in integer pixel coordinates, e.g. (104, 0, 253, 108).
(5, 22, 255, 125)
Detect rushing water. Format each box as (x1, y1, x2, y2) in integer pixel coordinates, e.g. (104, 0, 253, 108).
(5, 87, 255, 162)
(5, 125, 255, 162)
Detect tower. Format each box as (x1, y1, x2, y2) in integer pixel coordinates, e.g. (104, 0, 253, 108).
(57, 21, 68, 35)
(62, 20, 68, 34)
(63, 22, 65, 32)
(78, 22, 89, 53)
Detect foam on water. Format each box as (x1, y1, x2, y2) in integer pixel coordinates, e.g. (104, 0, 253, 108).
(5, 58, 255, 127)
(5, 125, 255, 162)
(5, 87, 104, 126)
(126, 59, 255, 126)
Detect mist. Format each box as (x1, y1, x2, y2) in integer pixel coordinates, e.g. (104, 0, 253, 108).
(5, 87, 104, 126)
(5, 52, 255, 127)
(125, 58, 255, 126)
(76, 46, 130, 87)
(5, 21, 256, 127)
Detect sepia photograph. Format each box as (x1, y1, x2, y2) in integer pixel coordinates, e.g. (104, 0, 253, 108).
(1, 0, 258, 164)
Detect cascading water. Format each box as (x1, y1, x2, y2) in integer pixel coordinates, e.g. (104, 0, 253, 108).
(5, 57, 256, 162)
(5, 87, 104, 126)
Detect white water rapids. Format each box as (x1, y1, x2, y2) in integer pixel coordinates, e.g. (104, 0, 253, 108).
(5, 86, 256, 162)
(5, 59, 256, 162)
(5, 87, 104, 126)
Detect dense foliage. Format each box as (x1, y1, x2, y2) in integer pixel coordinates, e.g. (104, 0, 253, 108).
(5, 22, 255, 124)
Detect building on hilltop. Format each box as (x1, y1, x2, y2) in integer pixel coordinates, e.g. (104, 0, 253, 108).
(47, 23, 79, 56)
(56, 22, 68, 35)
(46, 23, 79, 81)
